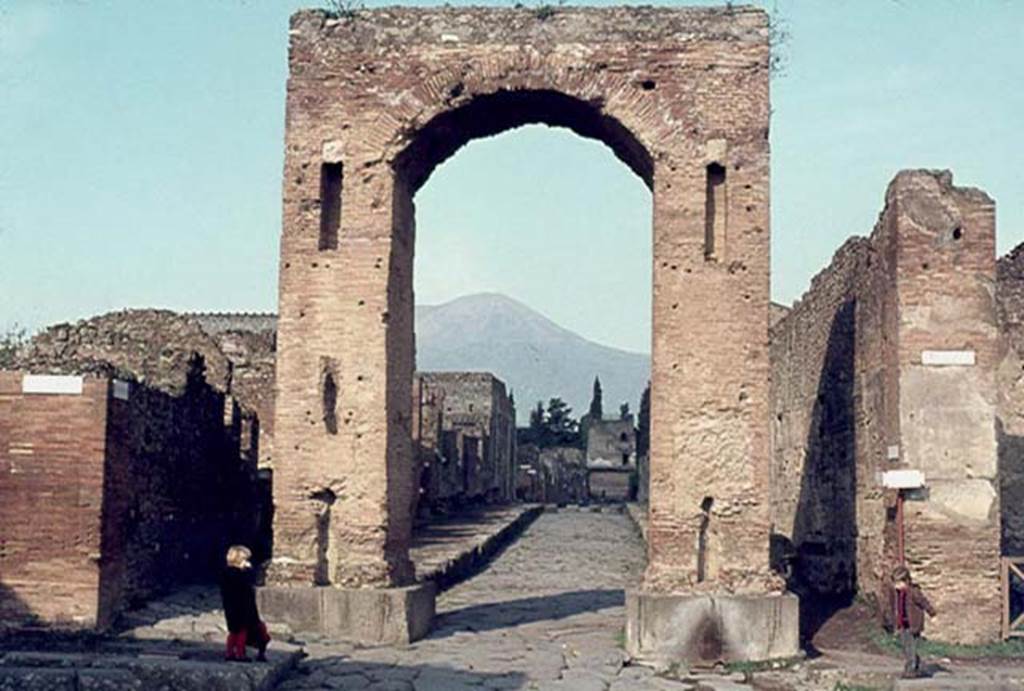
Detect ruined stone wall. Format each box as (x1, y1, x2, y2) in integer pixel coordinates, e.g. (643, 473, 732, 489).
(206, 329, 277, 468)
(770, 170, 1001, 643)
(515, 444, 586, 504)
(997, 245, 1024, 555)
(20, 310, 233, 394)
(19, 310, 277, 469)
(100, 369, 265, 624)
(0, 369, 260, 630)
(893, 172, 1000, 644)
(414, 372, 516, 510)
(192, 314, 278, 469)
(770, 237, 891, 601)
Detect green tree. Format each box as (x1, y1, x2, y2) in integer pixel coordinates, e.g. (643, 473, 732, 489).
(637, 382, 651, 458)
(588, 376, 603, 421)
(545, 397, 580, 447)
(619, 402, 630, 420)
(0, 325, 27, 369)
(517, 400, 547, 446)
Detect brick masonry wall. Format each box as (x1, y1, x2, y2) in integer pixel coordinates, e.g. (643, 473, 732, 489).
(0, 373, 108, 627)
(770, 170, 1001, 644)
(274, 5, 775, 594)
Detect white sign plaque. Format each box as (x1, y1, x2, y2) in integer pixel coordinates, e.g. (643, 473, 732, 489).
(882, 469, 926, 490)
(112, 380, 130, 401)
(22, 374, 84, 395)
(921, 350, 975, 366)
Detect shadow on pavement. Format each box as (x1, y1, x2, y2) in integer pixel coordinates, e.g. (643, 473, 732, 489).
(430, 588, 624, 638)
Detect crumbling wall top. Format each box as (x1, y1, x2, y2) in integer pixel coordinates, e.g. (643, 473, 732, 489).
(290, 5, 769, 49)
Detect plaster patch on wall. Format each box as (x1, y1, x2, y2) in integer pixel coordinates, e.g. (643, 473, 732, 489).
(927, 479, 996, 523)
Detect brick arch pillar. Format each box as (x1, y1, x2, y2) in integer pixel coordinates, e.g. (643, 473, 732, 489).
(269, 144, 416, 589)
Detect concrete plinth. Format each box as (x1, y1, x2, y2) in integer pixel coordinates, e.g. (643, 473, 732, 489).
(258, 583, 435, 645)
(626, 590, 799, 665)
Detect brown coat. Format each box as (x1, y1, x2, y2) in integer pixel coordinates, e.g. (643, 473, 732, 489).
(888, 582, 936, 635)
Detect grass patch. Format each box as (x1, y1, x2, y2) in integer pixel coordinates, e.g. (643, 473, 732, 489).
(613, 628, 626, 649)
(872, 631, 1024, 659)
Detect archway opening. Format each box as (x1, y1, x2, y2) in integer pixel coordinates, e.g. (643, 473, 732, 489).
(395, 89, 654, 195)
(397, 89, 653, 527)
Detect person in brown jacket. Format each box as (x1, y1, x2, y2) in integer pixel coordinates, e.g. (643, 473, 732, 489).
(889, 565, 936, 678)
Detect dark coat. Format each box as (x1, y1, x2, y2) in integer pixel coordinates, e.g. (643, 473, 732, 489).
(888, 582, 936, 635)
(220, 566, 261, 634)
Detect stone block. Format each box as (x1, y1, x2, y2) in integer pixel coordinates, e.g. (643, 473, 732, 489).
(258, 582, 435, 644)
(0, 668, 76, 691)
(625, 590, 799, 665)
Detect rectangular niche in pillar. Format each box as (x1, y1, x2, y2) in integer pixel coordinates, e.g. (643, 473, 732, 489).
(319, 162, 343, 250)
(705, 162, 727, 261)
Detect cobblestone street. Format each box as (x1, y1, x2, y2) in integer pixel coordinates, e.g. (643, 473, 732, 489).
(276, 508, 675, 691)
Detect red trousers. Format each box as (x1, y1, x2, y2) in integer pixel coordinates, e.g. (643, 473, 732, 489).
(225, 621, 270, 660)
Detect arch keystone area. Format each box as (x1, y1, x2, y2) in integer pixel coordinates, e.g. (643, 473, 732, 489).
(260, 6, 798, 660)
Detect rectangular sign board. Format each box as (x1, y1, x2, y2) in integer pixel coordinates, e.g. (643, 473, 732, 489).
(882, 469, 926, 489)
(112, 380, 131, 401)
(22, 374, 84, 395)
(921, 350, 976, 366)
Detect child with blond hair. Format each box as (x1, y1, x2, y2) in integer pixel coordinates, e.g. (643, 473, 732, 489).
(220, 545, 270, 662)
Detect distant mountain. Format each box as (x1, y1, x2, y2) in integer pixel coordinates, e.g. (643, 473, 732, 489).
(415, 293, 650, 425)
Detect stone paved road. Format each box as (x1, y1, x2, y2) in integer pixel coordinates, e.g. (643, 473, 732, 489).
(276, 507, 690, 691)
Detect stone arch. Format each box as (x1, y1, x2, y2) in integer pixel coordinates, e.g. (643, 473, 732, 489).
(267, 6, 793, 658)
(392, 88, 654, 194)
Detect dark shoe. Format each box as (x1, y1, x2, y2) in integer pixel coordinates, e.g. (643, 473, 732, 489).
(256, 648, 268, 662)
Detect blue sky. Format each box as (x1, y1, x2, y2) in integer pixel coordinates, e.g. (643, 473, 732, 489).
(1, 1, 1021, 354)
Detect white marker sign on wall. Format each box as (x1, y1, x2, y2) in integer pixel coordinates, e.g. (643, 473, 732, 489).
(921, 350, 976, 366)
(22, 374, 84, 395)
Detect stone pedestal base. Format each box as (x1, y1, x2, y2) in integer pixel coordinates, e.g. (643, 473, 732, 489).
(258, 583, 435, 645)
(625, 590, 799, 665)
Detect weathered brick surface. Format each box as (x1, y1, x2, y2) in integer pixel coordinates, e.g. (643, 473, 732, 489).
(0, 374, 108, 627)
(274, 5, 775, 595)
(770, 170, 1001, 643)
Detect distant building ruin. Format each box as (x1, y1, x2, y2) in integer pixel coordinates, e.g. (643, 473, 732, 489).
(412, 371, 516, 515)
(585, 416, 637, 502)
(515, 444, 587, 505)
